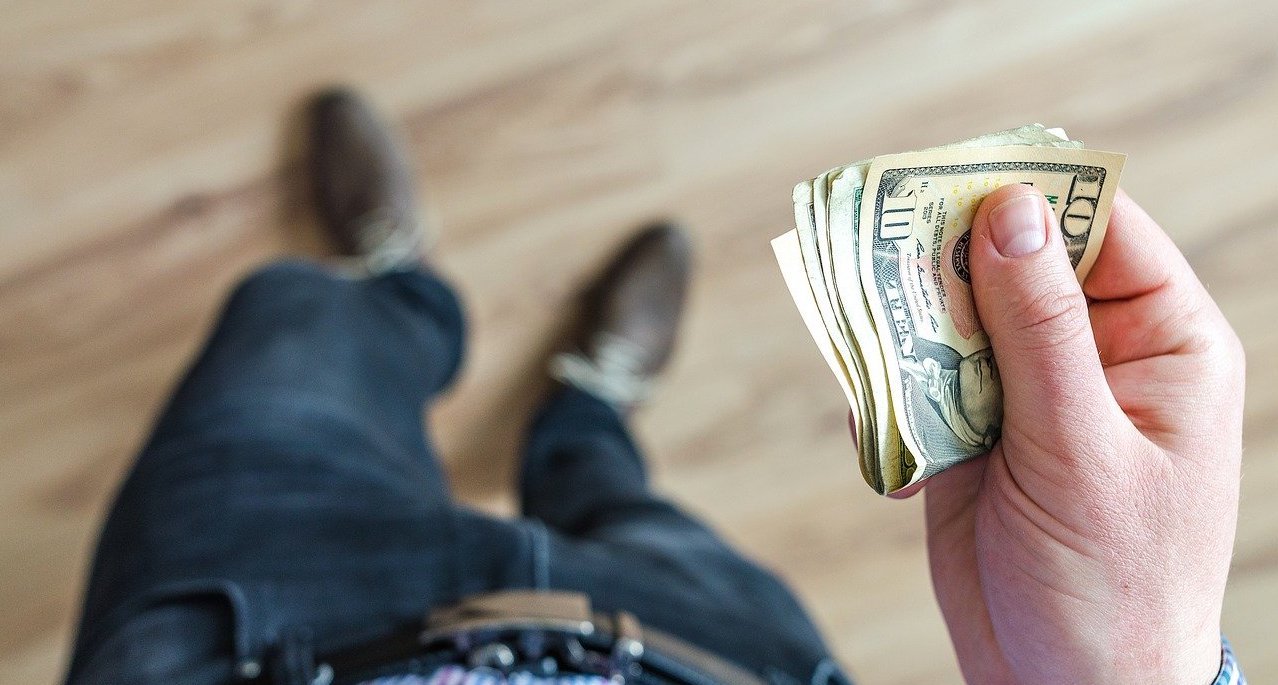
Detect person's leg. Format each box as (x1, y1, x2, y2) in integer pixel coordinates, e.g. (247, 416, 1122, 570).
(520, 384, 710, 550)
(68, 261, 468, 682)
(519, 225, 849, 683)
(67, 89, 470, 683)
(152, 260, 463, 497)
(520, 384, 847, 684)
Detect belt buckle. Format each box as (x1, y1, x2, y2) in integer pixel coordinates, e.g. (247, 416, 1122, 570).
(421, 590, 596, 642)
(609, 610, 644, 680)
(419, 591, 643, 682)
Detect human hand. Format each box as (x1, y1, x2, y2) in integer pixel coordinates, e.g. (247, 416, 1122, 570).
(916, 184, 1244, 683)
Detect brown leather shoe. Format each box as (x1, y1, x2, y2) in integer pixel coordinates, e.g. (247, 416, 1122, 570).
(551, 223, 693, 410)
(308, 87, 428, 272)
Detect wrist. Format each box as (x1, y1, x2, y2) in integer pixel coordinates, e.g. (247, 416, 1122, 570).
(1179, 634, 1227, 685)
(1212, 637, 1244, 685)
(1117, 627, 1221, 685)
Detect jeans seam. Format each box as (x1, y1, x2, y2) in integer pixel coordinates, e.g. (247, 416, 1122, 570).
(528, 520, 551, 590)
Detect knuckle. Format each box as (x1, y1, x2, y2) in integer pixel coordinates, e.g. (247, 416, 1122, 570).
(1161, 289, 1206, 338)
(1007, 278, 1091, 351)
(1221, 324, 1246, 373)
(1209, 324, 1247, 385)
(1184, 302, 1246, 383)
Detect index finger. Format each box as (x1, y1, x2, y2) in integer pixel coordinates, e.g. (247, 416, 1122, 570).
(1083, 189, 1198, 302)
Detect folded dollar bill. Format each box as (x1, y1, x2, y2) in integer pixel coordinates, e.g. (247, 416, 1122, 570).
(773, 125, 1125, 494)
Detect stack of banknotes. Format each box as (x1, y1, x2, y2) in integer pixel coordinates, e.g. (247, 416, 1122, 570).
(772, 125, 1125, 494)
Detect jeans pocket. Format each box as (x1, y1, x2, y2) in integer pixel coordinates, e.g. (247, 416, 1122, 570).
(68, 579, 262, 684)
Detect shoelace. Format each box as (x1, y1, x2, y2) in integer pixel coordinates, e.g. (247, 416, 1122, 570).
(352, 208, 426, 275)
(549, 333, 654, 408)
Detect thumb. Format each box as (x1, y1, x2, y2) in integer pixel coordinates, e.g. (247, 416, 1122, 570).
(969, 184, 1113, 448)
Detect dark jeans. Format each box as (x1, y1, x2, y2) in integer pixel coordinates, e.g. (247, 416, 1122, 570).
(65, 261, 849, 685)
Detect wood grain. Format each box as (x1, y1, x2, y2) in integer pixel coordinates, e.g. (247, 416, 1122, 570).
(3, 0, 1276, 682)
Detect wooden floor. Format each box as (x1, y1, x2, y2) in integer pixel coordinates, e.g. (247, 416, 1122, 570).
(3, 1, 1277, 682)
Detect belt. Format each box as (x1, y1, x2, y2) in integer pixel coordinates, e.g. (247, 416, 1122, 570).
(260, 591, 767, 685)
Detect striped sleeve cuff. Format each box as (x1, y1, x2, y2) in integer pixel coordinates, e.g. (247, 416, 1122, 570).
(1213, 636, 1245, 685)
